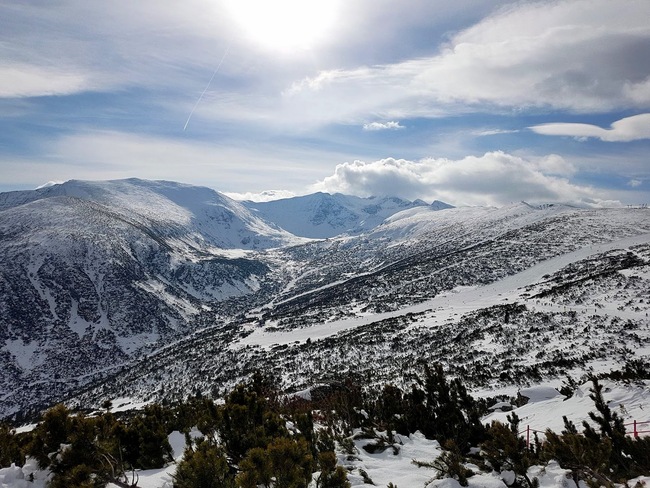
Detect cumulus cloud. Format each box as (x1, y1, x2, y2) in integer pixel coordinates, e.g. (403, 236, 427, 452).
(286, 0, 650, 123)
(363, 121, 404, 131)
(529, 113, 650, 142)
(530, 154, 576, 176)
(312, 152, 615, 207)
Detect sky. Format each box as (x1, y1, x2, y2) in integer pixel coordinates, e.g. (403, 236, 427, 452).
(1, 0, 649, 207)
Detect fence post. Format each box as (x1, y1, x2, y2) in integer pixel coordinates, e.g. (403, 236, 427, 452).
(526, 425, 530, 449)
(634, 420, 638, 438)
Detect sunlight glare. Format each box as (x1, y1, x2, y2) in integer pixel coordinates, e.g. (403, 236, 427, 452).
(224, 0, 339, 52)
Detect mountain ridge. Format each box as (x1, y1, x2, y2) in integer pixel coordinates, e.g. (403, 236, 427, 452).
(0, 178, 648, 420)
(241, 191, 452, 238)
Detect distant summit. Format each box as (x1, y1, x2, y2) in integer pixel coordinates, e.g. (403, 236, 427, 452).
(430, 200, 454, 211)
(243, 192, 453, 238)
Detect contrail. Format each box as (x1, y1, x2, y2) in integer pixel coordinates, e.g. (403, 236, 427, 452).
(183, 45, 230, 132)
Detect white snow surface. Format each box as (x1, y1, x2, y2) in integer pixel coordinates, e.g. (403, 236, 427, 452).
(0, 458, 50, 488)
(236, 231, 650, 350)
(484, 380, 650, 439)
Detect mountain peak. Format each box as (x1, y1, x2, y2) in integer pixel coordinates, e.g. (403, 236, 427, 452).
(1, 178, 305, 250)
(430, 200, 454, 210)
(243, 192, 451, 238)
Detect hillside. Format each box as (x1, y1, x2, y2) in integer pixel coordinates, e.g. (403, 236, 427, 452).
(0, 179, 305, 418)
(72, 203, 650, 413)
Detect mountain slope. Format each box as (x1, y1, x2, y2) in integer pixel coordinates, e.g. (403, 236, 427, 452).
(255, 203, 636, 324)
(68, 204, 650, 414)
(0, 179, 306, 417)
(1, 179, 649, 420)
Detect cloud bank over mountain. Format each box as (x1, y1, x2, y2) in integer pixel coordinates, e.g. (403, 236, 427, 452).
(313, 152, 617, 207)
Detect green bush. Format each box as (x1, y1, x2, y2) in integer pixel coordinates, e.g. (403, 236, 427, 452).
(219, 382, 287, 462)
(404, 363, 485, 451)
(481, 422, 537, 488)
(316, 451, 350, 488)
(0, 423, 22, 467)
(173, 439, 235, 488)
(237, 436, 313, 488)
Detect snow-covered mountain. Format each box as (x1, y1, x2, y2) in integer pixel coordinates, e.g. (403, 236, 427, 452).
(71, 202, 650, 417)
(242, 192, 446, 238)
(0, 178, 305, 250)
(1, 179, 649, 421)
(0, 179, 306, 417)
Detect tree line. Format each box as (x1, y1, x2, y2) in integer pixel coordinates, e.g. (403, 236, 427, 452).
(0, 365, 648, 487)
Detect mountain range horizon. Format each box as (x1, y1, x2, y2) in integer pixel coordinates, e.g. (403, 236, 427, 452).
(1, 177, 649, 421)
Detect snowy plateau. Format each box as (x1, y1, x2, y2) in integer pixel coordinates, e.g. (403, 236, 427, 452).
(0, 178, 649, 486)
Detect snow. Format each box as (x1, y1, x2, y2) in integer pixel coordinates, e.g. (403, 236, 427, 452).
(4, 339, 41, 371)
(529, 461, 584, 488)
(2, 385, 649, 488)
(484, 380, 650, 438)
(0, 458, 50, 488)
(103, 431, 188, 488)
(236, 231, 650, 350)
(347, 430, 441, 487)
(243, 192, 437, 238)
(518, 386, 562, 402)
(116, 331, 161, 355)
(3, 185, 650, 487)
(343, 427, 628, 488)
(341, 378, 650, 487)
(109, 396, 153, 413)
(489, 401, 513, 411)
(4, 178, 307, 250)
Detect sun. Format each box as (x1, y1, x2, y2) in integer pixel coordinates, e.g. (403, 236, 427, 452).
(223, 0, 340, 53)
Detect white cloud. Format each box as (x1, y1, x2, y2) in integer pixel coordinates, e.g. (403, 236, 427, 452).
(312, 152, 615, 207)
(529, 114, 650, 142)
(628, 179, 643, 187)
(35, 180, 65, 189)
(0, 130, 344, 194)
(363, 121, 404, 131)
(0, 64, 94, 98)
(473, 129, 520, 137)
(8, 0, 648, 128)
(285, 0, 650, 124)
(529, 154, 576, 177)
(0, 0, 238, 100)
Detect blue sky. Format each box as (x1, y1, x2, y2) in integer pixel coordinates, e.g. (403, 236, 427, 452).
(1, 0, 649, 206)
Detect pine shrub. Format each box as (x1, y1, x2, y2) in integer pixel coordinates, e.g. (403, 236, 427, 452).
(173, 439, 235, 488)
